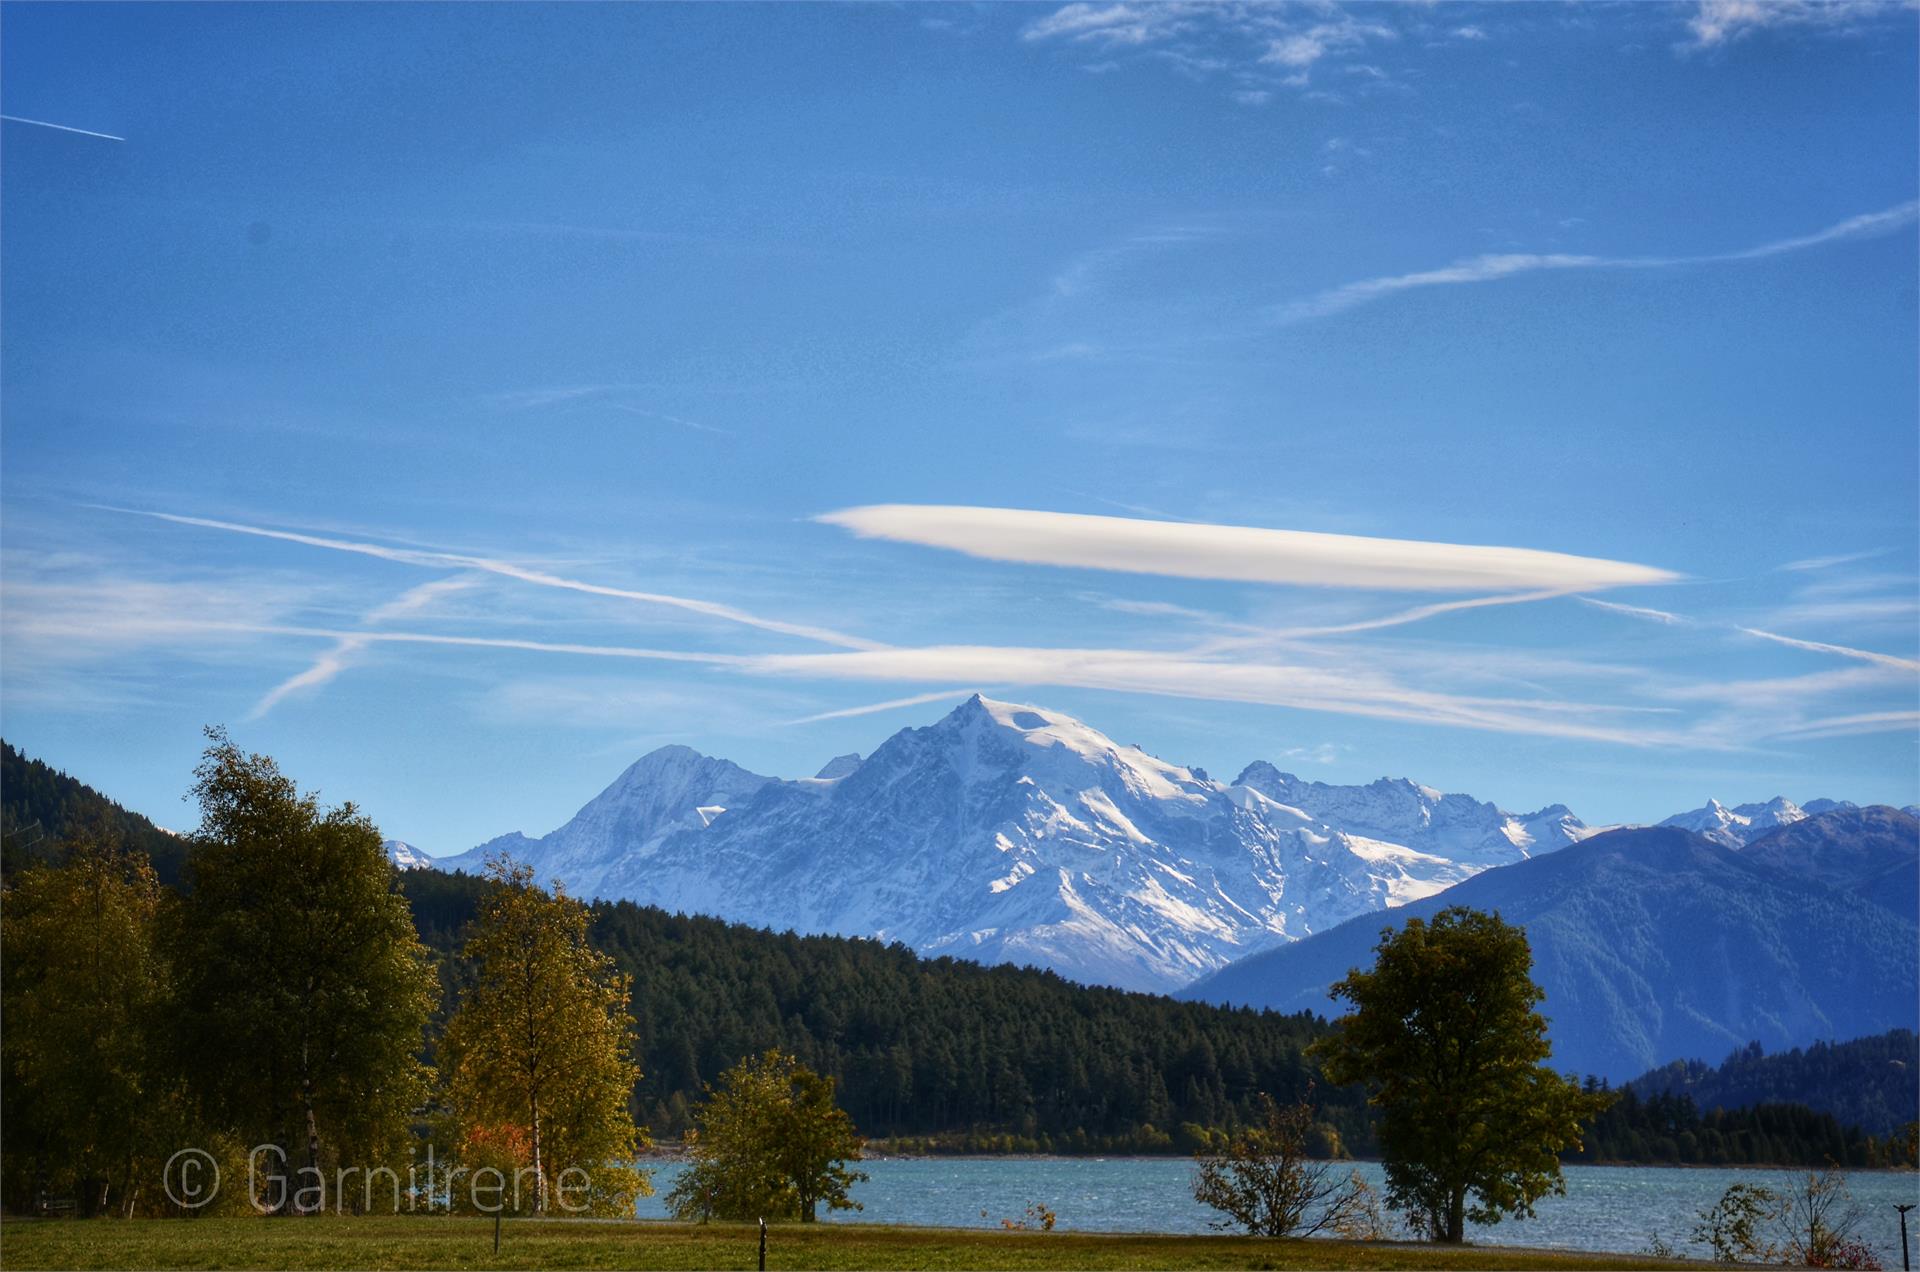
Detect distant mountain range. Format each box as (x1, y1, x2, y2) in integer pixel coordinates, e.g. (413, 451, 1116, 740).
(403, 694, 1907, 1002)
(428, 695, 1598, 991)
(1181, 807, 1919, 1080)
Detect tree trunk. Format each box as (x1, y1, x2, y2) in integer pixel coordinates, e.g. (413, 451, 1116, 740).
(302, 1042, 322, 1216)
(530, 1098, 545, 1214)
(1446, 1188, 1466, 1243)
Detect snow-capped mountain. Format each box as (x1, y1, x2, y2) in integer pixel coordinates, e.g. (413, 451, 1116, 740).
(1233, 764, 1589, 864)
(446, 695, 1594, 992)
(383, 839, 434, 870)
(1657, 797, 1820, 849)
(437, 745, 772, 897)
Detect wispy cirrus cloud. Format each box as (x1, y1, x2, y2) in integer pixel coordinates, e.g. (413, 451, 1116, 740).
(818, 504, 1679, 593)
(781, 688, 987, 726)
(1779, 548, 1890, 572)
(1018, 2, 1410, 100)
(105, 507, 883, 650)
(250, 575, 479, 718)
(1274, 200, 1920, 322)
(743, 642, 1693, 747)
(1581, 595, 1920, 672)
(7, 545, 1901, 754)
(1768, 710, 1920, 741)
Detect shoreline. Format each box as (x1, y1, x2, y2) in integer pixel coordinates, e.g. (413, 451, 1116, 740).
(637, 1149, 1917, 1173)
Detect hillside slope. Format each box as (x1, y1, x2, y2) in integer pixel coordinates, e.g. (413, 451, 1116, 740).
(1, 740, 189, 884)
(1180, 816, 1920, 1081)
(1629, 1029, 1918, 1137)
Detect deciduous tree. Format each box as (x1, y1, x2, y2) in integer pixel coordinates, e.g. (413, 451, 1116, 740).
(1311, 907, 1609, 1242)
(169, 729, 434, 1210)
(667, 1049, 867, 1223)
(1, 822, 168, 1215)
(1191, 1091, 1374, 1238)
(439, 855, 649, 1215)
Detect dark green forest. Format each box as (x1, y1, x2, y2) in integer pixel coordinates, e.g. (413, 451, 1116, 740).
(2, 742, 189, 885)
(7, 738, 1913, 1167)
(1566, 1083, 1908, 1169)
(402, 867, 1369, 1154)
(1628, 1032, 1917, 1138)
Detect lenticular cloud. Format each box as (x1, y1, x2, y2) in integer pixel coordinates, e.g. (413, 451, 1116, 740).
(817, 504, 1679, 594)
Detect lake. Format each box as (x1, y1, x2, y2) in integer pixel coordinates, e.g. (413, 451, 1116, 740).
(637, 1158, 1920, 1264)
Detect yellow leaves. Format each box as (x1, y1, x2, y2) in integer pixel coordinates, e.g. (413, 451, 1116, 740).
(441, 856, 648, 1215)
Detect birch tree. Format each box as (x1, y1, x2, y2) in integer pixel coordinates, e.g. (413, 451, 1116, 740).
(440, 855, 649, 1215)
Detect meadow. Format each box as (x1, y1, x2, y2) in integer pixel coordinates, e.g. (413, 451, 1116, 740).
(0, 1215, 1704, 1271)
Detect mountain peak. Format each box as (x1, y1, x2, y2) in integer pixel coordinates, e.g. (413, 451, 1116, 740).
(814, 753, 862, 780)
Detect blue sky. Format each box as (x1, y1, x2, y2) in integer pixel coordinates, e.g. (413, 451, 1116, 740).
(3, 0, 1915, 853)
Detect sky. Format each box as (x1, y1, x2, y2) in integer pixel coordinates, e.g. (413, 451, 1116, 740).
(2, 0, 1916, 854)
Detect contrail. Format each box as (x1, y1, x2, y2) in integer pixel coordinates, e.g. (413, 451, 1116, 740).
(1, 115, 125, 142)
(101, 505, 885, 650)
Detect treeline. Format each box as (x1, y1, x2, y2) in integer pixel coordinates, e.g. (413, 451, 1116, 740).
(1629, 1032, 1918, 1139)
(401, 868, 1374, 1155)
(1564, 1084, 1913, 1169)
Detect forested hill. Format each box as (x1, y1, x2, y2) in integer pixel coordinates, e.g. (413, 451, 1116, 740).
(0, 740, 189, 885)
(399, 867, 1368, 1154)
(1628, 1031, 1918, 1138)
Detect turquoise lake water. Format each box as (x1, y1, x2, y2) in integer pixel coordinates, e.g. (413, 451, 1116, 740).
(637, 1158, 1920, 1263)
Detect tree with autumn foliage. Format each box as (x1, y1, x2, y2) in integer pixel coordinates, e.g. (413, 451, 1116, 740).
(667, 1049, 867, 1223)
(1, 821, 172, 1215)
(439, 855, 650, 1216)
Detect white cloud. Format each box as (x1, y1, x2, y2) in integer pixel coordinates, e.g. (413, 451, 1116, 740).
(1275, 200, 1920, 323)
(1259, 18, 1394, 69)
(1687, 0, 1910, 47)
(1021, 3, 1193, 46)
(1020, 2, 1405, 97)
(818, 505, 1679, 593)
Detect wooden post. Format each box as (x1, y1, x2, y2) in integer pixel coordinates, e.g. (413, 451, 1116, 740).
(758, 1216, 767, 1271)
(1896, 1203, 1913, 1272)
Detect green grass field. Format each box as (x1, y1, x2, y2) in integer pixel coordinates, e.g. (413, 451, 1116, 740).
(0, 1215, 1701, 1271)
